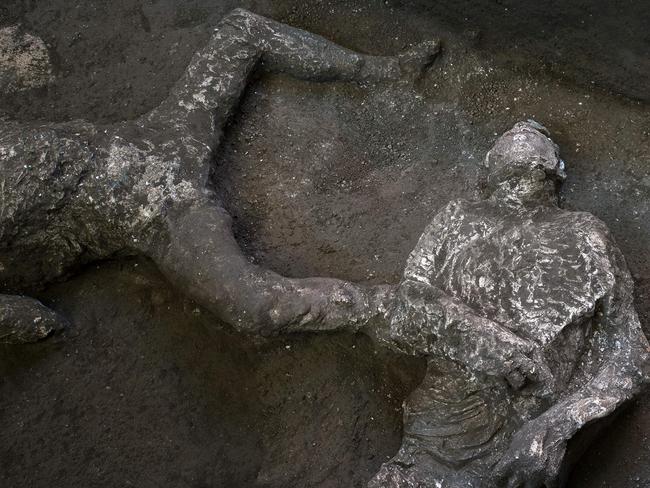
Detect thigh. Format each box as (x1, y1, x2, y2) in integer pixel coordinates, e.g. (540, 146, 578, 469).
(404, 358, 511, 463)
(372, 357, 516, 487)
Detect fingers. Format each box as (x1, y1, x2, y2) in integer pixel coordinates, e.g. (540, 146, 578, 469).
(507, 474, 524, 488)
(530, 349, 556, 396)
(516, 354, 543, 382)
(501, 349, 537, 389)
(505, 368, 526, 390)
(508, 347, 555, 394)
(494, 457, 541, 488)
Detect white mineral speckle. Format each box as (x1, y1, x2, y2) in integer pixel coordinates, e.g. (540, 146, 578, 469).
(0, 25, 53, 92)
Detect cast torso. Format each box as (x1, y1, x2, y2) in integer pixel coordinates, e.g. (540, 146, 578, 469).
(0, 119, 99, 289)
(405, 198, 617, 347)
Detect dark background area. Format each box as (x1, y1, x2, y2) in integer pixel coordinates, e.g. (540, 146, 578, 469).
(1, 1, 649, 487)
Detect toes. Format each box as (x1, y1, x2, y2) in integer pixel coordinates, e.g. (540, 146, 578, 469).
(422, 38, 442, 58)
(412, 39, 442, 62)
(397, 39, 442, 78)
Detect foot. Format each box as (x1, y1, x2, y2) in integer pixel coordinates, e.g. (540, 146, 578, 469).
(398, 39, 442, 77)
(357, 39, 441, 83)
(0, 295, 67, 344)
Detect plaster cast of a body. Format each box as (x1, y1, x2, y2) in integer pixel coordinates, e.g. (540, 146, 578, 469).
(0, 9, 436, 342)
(366, 122, 649, 487)
(1, 10, 647, 488)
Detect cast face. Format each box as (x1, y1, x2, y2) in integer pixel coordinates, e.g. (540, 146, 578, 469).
(485, 121, 566, 194)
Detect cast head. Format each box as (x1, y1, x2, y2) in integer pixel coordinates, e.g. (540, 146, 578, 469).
(483, 120, 566, 204)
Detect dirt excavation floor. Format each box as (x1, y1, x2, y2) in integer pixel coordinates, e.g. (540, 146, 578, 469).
(1, 1, 649, 487)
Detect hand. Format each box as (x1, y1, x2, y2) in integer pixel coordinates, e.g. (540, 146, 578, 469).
(500, 340, 555, 393)
(273, 279, 390, 334)
(492, 421, 566, 488)
(460, 315, 554, 392)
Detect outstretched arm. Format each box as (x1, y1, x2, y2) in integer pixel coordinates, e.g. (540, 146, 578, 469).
(493, 305, 650, 487)
(147, 199, 393, 335)
(368, 279, 551, 388)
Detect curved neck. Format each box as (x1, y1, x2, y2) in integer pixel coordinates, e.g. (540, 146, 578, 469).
(489, 176, 559, 207)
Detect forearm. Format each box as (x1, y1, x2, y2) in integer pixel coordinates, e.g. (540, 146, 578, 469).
(434, 293, 536, 376)
(196, 257, 390, 334)
(376, 279, 532, 365)
(493, 298, 650, 485)
(520, 326, 649, 443)
(153, 201, 390, 335)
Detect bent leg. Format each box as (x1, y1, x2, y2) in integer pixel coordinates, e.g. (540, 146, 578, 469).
(369, 358, 514, 487)
(0, 294, 66, 344)
(147, 199, 393, 335)
(143, 8, 440, 146)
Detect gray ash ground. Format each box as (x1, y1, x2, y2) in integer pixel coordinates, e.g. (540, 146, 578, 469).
(1, 1, 649, 487)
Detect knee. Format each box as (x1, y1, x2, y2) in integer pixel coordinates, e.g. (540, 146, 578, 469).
(217, 8, 269, 50)
(222, 8, 261, 30)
